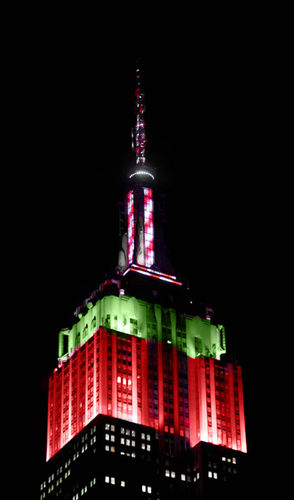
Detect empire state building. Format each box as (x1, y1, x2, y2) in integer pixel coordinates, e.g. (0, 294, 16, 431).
(40, 59, 247, 500)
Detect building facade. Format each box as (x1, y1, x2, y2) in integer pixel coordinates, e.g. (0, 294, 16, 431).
(40, 60, 247, 499)
(47, 326, 246, 462)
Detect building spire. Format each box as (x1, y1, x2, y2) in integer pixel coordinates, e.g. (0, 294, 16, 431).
(129, 58, 154, 182)
(133, 58, 146, 166)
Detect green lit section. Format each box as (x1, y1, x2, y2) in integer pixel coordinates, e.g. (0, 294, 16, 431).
(58, 295, 226, 363)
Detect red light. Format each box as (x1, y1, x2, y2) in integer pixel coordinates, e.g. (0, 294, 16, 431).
(47, 328, 246, 460)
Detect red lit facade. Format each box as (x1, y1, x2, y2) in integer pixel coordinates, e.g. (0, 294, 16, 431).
(47, 327, 246, 461)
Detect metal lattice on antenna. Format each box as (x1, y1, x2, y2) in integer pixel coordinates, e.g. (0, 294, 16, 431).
(133, 58, 146, 166)
(130, 59, 154, 182)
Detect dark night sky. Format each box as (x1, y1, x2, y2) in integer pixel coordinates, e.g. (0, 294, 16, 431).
(11, 48, 273, 495)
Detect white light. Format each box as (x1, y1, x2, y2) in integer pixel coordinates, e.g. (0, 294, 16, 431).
(129, 170, 155, 180)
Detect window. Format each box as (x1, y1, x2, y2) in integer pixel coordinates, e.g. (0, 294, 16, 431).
(121, 480, 125, 487)
(181, 474, 186, 481)
(142, 484, 152, 493)
(105, 476, 115, 485)
(90, 478, 96, 487)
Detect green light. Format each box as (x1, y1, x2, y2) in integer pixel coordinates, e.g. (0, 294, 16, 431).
(58, 295, 226, 364)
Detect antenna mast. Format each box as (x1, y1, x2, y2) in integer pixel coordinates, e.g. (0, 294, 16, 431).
(132, 58, 146, 166)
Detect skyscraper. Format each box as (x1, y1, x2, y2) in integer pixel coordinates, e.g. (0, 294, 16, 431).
(40, 59, 247, 500)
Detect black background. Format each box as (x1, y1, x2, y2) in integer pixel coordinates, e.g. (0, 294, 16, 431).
(7, 36, 276, 496)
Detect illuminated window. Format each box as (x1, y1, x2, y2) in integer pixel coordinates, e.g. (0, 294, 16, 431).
(141, 484, 152, 493)
(121, 480, 125, 487)
(165, 470, 170, 477)
(104, 475, 115, 485)
(208, 471, 212, 478)
(81, 485, 87, 496)
(181, 474, 186, 481)
(213, 472, 218, 479)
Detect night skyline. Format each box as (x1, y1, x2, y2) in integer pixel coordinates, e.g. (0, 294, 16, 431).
(17, 54, 266, 496)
